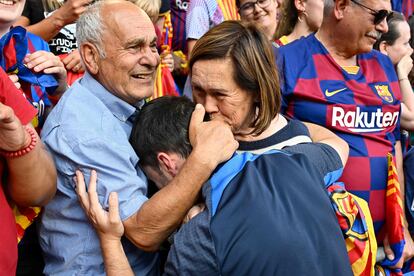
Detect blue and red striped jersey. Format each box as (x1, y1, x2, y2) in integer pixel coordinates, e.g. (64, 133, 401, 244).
(277, 34, 401, 236)
(170, 0, 188, 53)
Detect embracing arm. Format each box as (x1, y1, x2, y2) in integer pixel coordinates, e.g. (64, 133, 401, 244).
(303, 122, 349, 166)
(123, 104, 238, 251)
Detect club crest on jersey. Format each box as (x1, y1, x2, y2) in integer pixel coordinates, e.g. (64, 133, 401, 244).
(374, 85, 393, 103)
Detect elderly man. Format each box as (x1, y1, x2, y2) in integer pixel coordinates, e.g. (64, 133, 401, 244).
(39, 1, 237, 275)
(277, 0, 414, 270)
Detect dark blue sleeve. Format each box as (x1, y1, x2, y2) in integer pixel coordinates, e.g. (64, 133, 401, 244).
(284, 143, 343, 186)
(163, 210, 219, 276)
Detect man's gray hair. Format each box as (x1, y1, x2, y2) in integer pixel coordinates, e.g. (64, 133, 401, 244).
(76, 0, 106, 58)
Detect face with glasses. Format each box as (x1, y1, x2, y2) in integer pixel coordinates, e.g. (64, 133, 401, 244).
(345, 0, 391, 53)
(238, 0, 278, 40)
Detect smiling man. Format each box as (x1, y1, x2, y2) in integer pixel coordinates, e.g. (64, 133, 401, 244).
(38, 1, 237, 275)
(277, 0, 414, 272)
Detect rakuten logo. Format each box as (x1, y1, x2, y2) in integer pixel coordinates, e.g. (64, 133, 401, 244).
(331, 106, 399, 133)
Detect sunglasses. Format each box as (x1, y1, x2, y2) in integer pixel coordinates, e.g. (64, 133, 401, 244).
(350, 0, 392, 25)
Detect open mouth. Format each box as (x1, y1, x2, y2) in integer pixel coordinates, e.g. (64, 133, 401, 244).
(132, 73, 153, 80)
(0, 0, 17, 6)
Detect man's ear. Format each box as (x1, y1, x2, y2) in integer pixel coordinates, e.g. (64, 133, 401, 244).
(157, 152, 179, 178)
(334, 0, 349, 20)
(379, 41, 389, 55)
(80, 42, 100, 75)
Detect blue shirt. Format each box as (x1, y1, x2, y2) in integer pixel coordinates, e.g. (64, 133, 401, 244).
(39, 72, 159, 275)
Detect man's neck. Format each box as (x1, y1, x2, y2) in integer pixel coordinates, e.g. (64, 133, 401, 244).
(315, 28, 357, 67)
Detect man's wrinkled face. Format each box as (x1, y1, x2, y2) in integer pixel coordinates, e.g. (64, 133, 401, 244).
(97, 6, 160, 105)
(346, 0, 391, 53)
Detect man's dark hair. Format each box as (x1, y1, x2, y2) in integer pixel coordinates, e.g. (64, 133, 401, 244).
(130, 96, 194, 171)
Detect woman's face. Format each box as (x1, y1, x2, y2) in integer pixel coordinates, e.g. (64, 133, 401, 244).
(302, 0, 324, 32)
(385, 21, 413, 65)
(238, 0, 278, 38)
(191, 58, 256, 136)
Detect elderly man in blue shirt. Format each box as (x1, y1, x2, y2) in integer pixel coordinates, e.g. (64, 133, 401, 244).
(38, 1, 238, 275)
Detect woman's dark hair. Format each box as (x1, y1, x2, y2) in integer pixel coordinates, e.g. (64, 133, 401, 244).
(374, 12, 406, 49)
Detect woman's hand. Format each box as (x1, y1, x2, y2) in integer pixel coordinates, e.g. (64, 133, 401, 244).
(396, 54, 413, 80)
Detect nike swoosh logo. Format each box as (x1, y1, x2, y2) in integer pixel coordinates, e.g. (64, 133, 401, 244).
(325, 88, 347, 97)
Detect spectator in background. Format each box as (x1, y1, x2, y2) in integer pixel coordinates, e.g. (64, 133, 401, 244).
(0, 0, 67, 128)
(185, 0, 239, 56)
(274, 0, 324, 45)
(0, 66, 56, 275)
(236, 0, 279, 41)
(374, 12, 414, 132)
(15, 0, 93, 85)
(277, 0, 414, 272)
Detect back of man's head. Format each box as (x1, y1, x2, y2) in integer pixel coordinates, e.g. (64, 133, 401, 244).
(130, 96, 194, 172)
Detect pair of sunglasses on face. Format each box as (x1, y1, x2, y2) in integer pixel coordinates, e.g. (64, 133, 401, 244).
(350, 0, 393, 25)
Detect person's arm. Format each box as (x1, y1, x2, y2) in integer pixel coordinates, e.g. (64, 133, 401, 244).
(0, 103, 56, 206)
(303, 122, 349, 166)
(123, 104, 238, 251)
(15, 0, 93, 42)
(76, 170, 133, 276)
(396, 54, 414, 131)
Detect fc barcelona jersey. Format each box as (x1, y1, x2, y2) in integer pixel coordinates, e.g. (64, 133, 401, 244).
(277, 34, 401, 235)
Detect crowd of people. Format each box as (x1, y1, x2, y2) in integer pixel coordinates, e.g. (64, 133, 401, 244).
(2, 0, 414, 275)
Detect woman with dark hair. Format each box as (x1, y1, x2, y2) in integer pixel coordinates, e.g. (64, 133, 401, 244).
(374, 12, 414, 131)
(274, 0, 324, 45)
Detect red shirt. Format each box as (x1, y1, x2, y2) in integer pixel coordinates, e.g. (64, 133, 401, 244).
(0, 67, 36, 274)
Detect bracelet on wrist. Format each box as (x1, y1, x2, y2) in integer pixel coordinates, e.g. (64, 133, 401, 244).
(2, 126, 37, 158)
(399, 77, 409, 81)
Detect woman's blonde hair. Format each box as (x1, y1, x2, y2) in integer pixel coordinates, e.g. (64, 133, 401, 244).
(127, 0, 161, 23)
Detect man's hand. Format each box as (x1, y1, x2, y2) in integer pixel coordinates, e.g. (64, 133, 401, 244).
(75, 170, 124, 241)
(62, 49, 84, 73)
(161, 52, 174, 72)
(383, 229, 414, 269)
(0, 102, 29, 152)
(24, 51, 68, 93)
(183, 203, 205, 224)
(8, 74, 21, 89)
(189, 104, 238, 169)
